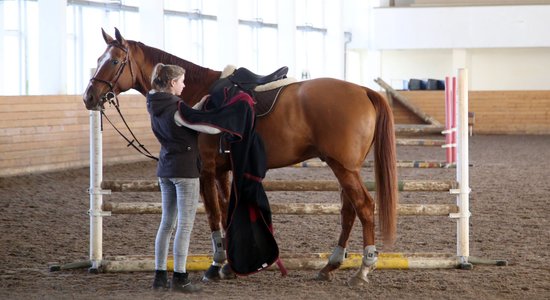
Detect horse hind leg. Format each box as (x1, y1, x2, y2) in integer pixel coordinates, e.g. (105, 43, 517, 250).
(316, 189, 356, 281)
(347, 245, 377, 287)
(325, 164, 378, 286)
(345, 176, 378, 287)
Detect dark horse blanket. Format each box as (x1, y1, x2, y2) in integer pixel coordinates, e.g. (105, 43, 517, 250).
(177, 84, 280, 276)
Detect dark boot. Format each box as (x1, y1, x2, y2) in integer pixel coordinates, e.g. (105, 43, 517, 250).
(171, 272, 202, 293)
(152, 270, 169, 290)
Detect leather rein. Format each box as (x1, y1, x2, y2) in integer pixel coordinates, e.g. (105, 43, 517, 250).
(90, 43, 158, 161)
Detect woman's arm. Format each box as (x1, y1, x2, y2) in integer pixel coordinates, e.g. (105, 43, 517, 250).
(174, 96, 221, 134)
(174, 111, 221, 134)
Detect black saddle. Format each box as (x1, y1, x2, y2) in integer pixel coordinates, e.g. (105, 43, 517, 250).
(207, 66, 289, 111)
(229, 66, 288, 90)
(205, 67, 290, 155)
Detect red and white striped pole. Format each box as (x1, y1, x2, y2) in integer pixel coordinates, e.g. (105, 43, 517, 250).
(444, 77, 457, 166)
(451, 77, 457, 164)
(444, 77, 452, 165)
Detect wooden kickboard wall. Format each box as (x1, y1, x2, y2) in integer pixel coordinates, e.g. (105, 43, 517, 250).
(0, 94, 159, 177)
(1, 91, 549, 176)
(393, 90, 550, 135)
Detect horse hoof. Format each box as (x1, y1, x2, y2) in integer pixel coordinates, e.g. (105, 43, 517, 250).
(220, 264, 237, 280)
(346, 275, 368, 287)
(202, 265, 222, 282)
(315, 271, 334, 281)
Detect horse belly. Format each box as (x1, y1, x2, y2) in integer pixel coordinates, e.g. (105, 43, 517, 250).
(255, 115, 314, 169)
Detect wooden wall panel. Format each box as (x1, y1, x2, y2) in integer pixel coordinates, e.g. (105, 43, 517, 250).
(1, 91, 549, 176)
(393, 90, 550, 135)
(0, 94, 159, 177)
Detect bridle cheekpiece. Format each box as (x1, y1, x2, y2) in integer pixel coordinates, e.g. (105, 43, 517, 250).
(89, 43, 134, 108)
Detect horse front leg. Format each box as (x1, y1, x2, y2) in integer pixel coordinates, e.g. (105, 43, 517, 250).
(200, 165, 226, 282)
(215, 170, 231, 232)
(214, 169, 236, 280)
(198, 135, 232, 281)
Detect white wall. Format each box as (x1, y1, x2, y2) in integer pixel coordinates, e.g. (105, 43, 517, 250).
(344, 4, 550, 91)
(469, 48, 550, 90)
(371, 5, 550, 49)
(0, 3, 4, 94)
(140, 0, 164, 49)
(362, 48, 550, 91)
(38, 0, 67, 94)
(138, 0, 340, 80)
(325, 0, 344, 79)
(379, 49, 453, 89)
(277, 0, 297, 76)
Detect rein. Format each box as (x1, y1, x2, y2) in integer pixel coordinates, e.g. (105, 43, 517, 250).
(101, 92, 158, 161)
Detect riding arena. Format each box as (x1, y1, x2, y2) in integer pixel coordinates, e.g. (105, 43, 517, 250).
(1, 2, 550, 300)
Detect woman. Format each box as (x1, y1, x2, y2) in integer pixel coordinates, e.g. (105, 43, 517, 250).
(146, 63, 219, 293)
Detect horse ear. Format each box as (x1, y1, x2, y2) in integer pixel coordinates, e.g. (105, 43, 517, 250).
(114, 27, 128, 47)
(102, 28, 114, 44)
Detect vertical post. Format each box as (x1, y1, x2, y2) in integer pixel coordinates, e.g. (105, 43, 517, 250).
(444, 77, 452, 165)
(452, 77, 457, 164)
(89, 111, 103, 272)
(456, 69, 470, 267)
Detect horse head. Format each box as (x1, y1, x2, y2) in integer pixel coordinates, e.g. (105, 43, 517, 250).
(83, 28, 136, 111)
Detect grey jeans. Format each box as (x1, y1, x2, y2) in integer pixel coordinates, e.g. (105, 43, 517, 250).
(155, 177, 199, 273)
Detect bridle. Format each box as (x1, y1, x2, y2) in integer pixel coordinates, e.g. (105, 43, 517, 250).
(89, 42, 135, 107)
(89, 43, 158, 161)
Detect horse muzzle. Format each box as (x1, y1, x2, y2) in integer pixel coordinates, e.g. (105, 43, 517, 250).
(83, 94, 104, 111)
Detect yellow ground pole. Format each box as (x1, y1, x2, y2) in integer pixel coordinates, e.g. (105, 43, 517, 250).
(99, 253, 460, 273)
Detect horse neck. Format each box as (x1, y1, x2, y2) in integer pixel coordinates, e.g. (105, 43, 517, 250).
(181, 70, 221, 106)
(131, 41, 221, 105)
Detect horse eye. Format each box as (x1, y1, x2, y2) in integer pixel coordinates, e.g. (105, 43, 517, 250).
(112, 60, 119, 65)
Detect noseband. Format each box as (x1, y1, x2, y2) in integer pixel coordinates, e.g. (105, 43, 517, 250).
(89, 43, 135, 107)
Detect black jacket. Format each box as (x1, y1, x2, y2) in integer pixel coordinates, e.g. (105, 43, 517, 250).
(146, 91, 200, 178)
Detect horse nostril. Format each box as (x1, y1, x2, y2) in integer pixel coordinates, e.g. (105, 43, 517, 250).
(83, 93, 96, 109)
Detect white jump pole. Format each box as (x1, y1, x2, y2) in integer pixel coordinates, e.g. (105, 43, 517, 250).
(89, 111, 108, 272)
(455, 68, 471, 267)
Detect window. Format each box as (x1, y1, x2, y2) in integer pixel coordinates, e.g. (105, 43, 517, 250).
(66, 0, 139, 94)
(0, 1, 340, 95)
(237, 0, 278, 74)
(1, 0, 38, 95)
(164, 0, 218, 69)
(295, 0, 327, 79)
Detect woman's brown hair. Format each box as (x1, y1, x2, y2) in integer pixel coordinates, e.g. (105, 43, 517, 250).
(151, 63, 186, 92)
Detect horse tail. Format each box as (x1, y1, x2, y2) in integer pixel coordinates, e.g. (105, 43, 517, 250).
(366, 88, 398, 246)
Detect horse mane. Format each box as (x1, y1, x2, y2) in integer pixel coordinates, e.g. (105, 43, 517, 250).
(129, 40, 213, 83)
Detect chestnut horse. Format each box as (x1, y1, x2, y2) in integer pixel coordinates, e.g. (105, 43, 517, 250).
(83, 28, 398, 286)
